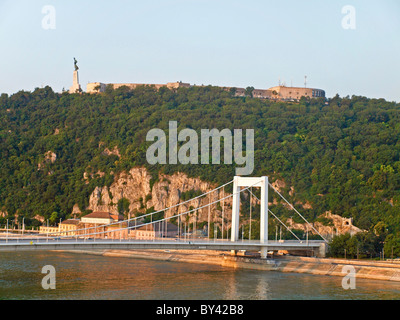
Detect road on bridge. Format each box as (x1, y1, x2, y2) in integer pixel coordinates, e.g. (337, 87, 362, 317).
(0, 237, 326, 257)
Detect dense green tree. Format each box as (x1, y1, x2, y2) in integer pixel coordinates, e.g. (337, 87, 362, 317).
(245, 87, 255, 98)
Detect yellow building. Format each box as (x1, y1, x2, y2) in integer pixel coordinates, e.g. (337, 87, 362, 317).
(39, 219, 80, 237)
(39, 226, 59, 235)
(78, 212, 125, 239)
(268, 86, 325, 101)
(130, 221, 179, 240)
(59, 219, 80, 236)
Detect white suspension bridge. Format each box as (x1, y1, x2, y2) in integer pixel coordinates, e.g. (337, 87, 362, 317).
(0, 176, 328, 258)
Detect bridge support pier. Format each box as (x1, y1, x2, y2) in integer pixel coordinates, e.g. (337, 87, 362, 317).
(318, 242, 328, 258)
(231, 176, 269, 244)
(261, 247, 268, 259)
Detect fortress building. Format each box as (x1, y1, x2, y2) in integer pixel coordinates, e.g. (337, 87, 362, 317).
(86, 81, 191, 93)
(268, 86, 325, 101)
(86, 81, 325, 101)
(218, 85, 325, 101)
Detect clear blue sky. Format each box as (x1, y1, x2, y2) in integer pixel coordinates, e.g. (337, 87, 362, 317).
(1, 0, 399, 101)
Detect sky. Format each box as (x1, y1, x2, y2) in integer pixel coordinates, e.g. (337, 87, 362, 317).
(0, 0, 399, 101)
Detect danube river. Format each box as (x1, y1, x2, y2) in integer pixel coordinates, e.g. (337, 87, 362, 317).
(0, 252, 400, 300)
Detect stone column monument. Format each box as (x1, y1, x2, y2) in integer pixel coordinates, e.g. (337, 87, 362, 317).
(69, 58, 82, 93)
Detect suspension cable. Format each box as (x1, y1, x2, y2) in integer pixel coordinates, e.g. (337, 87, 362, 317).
(61, 180, 262, 239)
(45, 179, 234, 238)
(247, 189, 302, 242)
(268, 183, 328, 243)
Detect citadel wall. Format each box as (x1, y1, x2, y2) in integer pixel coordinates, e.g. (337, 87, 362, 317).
(86, 81, 325, 101)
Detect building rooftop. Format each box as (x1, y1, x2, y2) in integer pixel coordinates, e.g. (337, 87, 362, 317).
(82, 212, 124, 221)
(60, 219, 80, 225)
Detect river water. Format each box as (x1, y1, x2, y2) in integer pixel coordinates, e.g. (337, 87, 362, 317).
(0, 252, 400, 300)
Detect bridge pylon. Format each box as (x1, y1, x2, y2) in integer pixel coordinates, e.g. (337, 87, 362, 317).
(231, 176, 269, 258)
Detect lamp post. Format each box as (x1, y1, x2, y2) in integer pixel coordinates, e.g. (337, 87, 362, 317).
(249, 187, 252, 242)
(306, 229, 309, 246)
(392, 246, 394, 261)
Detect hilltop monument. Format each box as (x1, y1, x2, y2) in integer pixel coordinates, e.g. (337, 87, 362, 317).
(69, 58, 82, 93)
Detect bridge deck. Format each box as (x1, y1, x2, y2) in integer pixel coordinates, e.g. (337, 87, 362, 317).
(0, 239, 324, 255)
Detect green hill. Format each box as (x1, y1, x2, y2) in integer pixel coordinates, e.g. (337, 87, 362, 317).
(1, 85, 399, 257)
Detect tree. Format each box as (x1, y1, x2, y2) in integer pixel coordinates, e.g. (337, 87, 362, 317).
(117, 198, 130, 217)
(384, 233, 400, 259)
(245, 87, 255, 98)
(49, 212, 58, 226)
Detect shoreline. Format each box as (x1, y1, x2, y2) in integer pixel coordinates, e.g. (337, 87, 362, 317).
(60, 249, 400, 282)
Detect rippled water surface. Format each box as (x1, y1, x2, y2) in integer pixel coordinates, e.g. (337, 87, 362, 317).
(1, 252, 400, 300)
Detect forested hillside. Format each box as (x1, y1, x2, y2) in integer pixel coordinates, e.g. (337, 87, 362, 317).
(1, 85, 399, 256)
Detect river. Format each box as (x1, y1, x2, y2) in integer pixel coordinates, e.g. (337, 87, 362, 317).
(0, 251, 400, 300)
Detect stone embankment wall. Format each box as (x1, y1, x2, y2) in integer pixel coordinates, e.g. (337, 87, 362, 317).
(67, 249, 400, 282)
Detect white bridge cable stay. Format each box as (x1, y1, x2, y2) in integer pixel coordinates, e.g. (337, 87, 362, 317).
(73, 180, 263, 240)
(267, 183, 329, 243)
(127, 179, 234, 225)
(42, 179, 234, 239)
(53, 180, 263, 240)
(247, 189, 301, 242)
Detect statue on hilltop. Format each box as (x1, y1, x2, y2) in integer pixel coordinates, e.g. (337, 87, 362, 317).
(70, 58, 82, 93)
(74, 57, 79, 71)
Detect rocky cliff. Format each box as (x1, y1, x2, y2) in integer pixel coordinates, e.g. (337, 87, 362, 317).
(287, 211, 363, 240)
(86, 167, 231, 224)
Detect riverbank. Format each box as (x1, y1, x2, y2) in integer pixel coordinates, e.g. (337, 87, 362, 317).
(61, 249, 400, 282)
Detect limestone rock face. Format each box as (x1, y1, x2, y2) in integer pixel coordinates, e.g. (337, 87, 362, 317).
(34, 215, 45, 223)
(102, 146, 121, 158)
(287, 211, 363, 240)
(38, 151, 57, 170)
(71, 204, 82, 217)
(87, 167, 231, 224)
(271, 179, 286, 193)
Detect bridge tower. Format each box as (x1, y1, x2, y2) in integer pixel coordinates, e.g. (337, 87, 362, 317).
(231, 176, 269, 258)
